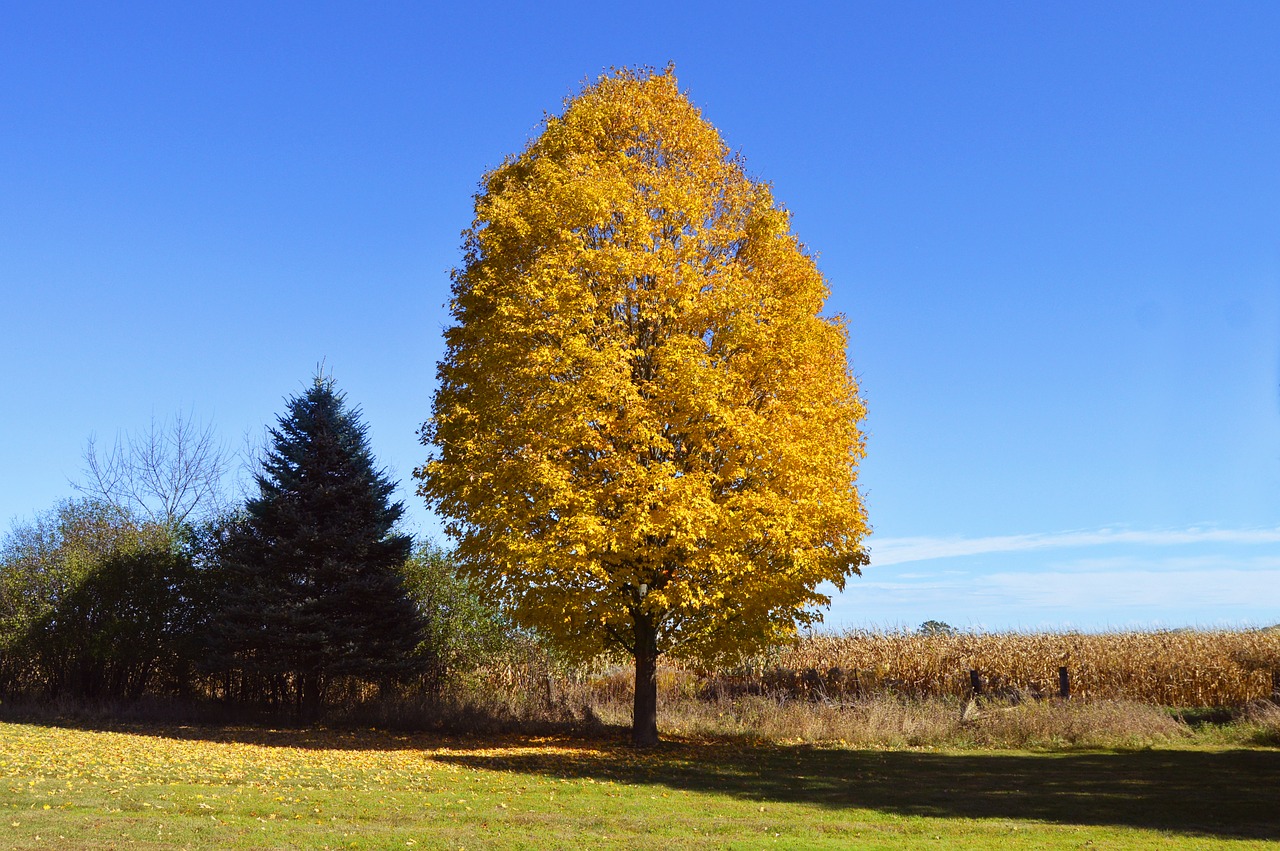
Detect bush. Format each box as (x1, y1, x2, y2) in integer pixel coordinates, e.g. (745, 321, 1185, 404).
(0, 500, 197, 700)
(399, 543, 528, 693)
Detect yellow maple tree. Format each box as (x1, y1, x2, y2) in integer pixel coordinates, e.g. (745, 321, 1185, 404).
(416, 67, 868, 746)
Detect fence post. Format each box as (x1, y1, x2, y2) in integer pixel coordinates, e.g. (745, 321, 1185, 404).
(829, 666, 845, 699)
(969, 669, 983, 699)
(1058, 666, 1071, 700)
(1271, 670, 1280, 704)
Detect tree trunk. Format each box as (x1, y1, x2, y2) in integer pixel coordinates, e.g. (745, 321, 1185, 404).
(297, 671, 322, 725)
(632, 614, 660, 748)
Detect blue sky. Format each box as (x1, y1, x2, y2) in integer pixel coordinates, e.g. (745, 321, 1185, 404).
(2, 2, 1277, 630)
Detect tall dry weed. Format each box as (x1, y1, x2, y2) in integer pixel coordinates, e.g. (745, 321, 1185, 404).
(579, 690, 1188, 749)
(750, 628, 1280, 707)
(564, 628, 1279, 747)
(1241, 701, 1280, 747)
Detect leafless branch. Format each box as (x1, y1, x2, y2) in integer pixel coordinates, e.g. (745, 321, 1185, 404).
(73, 408, 232, 528)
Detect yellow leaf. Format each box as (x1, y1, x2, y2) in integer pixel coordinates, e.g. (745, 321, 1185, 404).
(418, 64, 868, 737)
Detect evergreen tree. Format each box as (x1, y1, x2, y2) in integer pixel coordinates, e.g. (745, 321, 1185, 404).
(209, 373, 421, 718)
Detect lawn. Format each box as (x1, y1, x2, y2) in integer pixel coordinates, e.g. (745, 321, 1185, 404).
(0, 721, 1276, 849)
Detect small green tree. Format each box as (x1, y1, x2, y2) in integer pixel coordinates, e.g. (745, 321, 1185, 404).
(207, 373, 423, 719)
(399, 543, 511, 693)
(0, 500, 193, 699)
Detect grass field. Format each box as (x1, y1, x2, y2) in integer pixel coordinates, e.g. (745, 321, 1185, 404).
(1, 721, 1277, 849)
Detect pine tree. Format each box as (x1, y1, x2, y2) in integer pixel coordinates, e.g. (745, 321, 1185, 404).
(209, 373, 421, 719)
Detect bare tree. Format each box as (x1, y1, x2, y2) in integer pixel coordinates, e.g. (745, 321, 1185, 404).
(74, 409, 232, 528)
(236, 426, 270, 502)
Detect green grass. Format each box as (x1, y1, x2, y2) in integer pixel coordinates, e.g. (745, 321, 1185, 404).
(0, 721, 1277, 849)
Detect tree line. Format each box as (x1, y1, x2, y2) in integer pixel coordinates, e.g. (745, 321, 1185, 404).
(0, 376, 505, 721)
(3, 66, 869, 745)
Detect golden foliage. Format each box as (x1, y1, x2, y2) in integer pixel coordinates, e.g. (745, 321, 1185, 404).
(418, 67, 868, 663)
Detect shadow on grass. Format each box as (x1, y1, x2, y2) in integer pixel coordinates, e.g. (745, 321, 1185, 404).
(4, 706, 1276, 841)
(432, 739, 1280, 842)
(0, 697, 611, 745)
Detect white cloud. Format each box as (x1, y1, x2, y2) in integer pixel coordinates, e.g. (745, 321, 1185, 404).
(974, 566, 1280, 610)
(824, 551, 1280, 631)
(822, 526, 1280, 629)
(868, 526, 1280, 566)
(1053, 554, 1280, 573)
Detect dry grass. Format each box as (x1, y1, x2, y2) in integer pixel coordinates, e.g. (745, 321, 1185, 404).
(559, 627, 1280, 749)
(1242, 700, 1280, 746)
(579, 689, 1190, 749)
(723, 627, 1280, 707)
(5, 628, 1275, 751)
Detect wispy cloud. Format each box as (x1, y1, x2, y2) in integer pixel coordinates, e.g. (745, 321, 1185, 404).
(974, 565, 1280, 611)
(825, 554, 1280, 630)
(868, 527, 1280, 566)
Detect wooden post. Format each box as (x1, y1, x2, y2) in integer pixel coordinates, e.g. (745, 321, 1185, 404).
(969, 669, 983, 698)
(1058, 666, 1070, 700)
(829, 667, 845, 699)
(1271, 670, 1280, 704)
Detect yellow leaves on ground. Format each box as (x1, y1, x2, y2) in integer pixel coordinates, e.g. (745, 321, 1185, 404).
(0, 723, 655, 795)
(0, 723, 457, 792)
(0, 723, 655, 841)
(0, 723, 695, 849)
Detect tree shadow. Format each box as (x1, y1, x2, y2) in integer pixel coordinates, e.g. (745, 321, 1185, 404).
(432, 739, 1280, 841)
(0, 705, 625, 752)
(5, 713, 1276, 840)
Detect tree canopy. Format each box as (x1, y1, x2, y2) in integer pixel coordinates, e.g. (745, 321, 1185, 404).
(417, 67, 869, 745)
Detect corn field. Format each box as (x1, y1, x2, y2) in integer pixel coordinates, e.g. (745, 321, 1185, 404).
(699, 628, 1280, 708)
